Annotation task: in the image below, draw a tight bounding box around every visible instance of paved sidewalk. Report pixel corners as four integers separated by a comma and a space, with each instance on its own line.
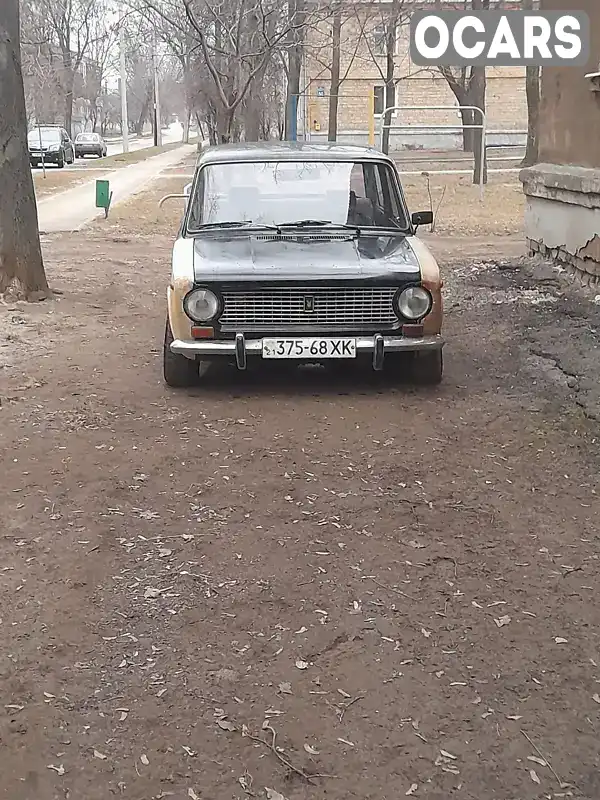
36, 144, 195, 234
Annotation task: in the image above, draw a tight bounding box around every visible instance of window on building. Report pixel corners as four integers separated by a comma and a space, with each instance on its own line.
373, 85, 396, 116
372, 22, 397, 56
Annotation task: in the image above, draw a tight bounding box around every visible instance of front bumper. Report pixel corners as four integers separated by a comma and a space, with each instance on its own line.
171, 333, 444, 371
30, 152, 60, 163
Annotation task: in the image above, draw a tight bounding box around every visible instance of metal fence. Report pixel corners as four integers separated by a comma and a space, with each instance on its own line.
379, 105, 488, 198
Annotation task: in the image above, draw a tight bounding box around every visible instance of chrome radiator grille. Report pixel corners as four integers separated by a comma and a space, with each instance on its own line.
219, 286, 400, 333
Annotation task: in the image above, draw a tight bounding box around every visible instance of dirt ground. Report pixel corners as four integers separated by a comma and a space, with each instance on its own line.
1, 162, 600, 800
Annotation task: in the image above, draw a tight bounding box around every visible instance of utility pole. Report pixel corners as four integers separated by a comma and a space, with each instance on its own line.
118, 9, 129, 152
153, 34, 161, 147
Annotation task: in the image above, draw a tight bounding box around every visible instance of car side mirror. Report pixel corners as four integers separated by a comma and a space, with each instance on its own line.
411, 210, 433, 230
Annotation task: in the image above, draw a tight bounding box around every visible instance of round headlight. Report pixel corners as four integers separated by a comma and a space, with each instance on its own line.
397, 286, 432, 320
183, 288, 219, 322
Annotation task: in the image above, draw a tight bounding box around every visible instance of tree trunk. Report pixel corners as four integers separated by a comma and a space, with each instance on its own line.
328, 2, 341, 141
62, 52, 74, 136
285, 0, 304, 140
471, 0, 488, 185
471, 65, 487, 185
183, 107, 190, 144
520, 0, 540, 166
521, 65, 540, 166
0, 0, 49, 300
381, 14, 398, 155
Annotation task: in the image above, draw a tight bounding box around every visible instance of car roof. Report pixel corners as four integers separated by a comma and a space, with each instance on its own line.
196, 141, 393, 166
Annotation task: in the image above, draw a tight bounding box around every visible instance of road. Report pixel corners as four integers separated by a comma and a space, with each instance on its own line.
104, 121, 186, 157
1, 178, 600, 798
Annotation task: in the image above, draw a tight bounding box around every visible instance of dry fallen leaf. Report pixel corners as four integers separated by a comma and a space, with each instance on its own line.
494, 615, 511, 628
554, 637, 568, 644
47, 764, 65, 776
506, 715, 523, 720
440, 749, 457, 760
188, 790, 199, 800
93, 750, 107, 760
140, 754, 150, 766
295, 659, 309, 670
592, 693, 600, 704
527, 756, 547, 767
530, 769, 541, 784
420, 628, 431, 638
265, 789, 288, 800
303, 743, 319, 755
217, 718, 237, 731
278, 682, 292, 695
406, 783, 418, 795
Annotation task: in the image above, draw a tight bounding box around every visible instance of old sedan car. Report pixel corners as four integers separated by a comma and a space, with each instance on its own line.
74, 131, 108, 158
163, 142, 443, 387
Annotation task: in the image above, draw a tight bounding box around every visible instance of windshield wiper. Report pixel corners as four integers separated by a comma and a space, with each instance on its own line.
277, 219, 337, 227
197, 221, 254, 229
196, 221, 282, 231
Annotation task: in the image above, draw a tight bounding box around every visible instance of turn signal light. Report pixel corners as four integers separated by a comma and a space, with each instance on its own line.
191, 326, 214, 339
402, 324, 424, 337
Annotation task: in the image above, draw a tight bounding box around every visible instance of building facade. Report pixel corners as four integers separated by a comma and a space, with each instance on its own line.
520, 0, 600, 284
300, 1, 528, 150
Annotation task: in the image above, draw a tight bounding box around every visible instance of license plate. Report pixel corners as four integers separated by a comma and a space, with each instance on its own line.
262, 337, 356, 359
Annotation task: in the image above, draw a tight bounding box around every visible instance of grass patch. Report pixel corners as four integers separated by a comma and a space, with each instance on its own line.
94, 140, 185, 168
401, 170, 524, 236
33, 169, 91, 198
89, 177, 188, 238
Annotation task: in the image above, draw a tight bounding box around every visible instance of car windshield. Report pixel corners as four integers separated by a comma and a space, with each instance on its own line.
28, 128, 61, 143
186, 159, 409, 233
77, 134, 97, 142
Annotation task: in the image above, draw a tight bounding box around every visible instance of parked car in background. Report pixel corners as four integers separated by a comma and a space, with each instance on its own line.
161, 142, 444, 389
28, 125, 75, 168
74, 132, 108, 159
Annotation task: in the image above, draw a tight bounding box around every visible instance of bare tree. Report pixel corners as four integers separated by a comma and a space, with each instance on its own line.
20, 0, 112, 135
136, 0, 329, 142
521, 0, 540, 166
356, 0, 410, 153
0, 0, 49, 300
434, 0, 488, 183
327, 0, 341, 140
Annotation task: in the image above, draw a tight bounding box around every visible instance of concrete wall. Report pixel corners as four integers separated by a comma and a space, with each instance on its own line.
537, 0, 600, 169
520, 0, 600, 284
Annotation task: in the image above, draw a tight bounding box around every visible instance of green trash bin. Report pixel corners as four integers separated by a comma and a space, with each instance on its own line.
95, 179, 112, 218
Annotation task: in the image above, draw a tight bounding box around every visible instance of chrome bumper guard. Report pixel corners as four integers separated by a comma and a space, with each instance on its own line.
171, 334, 444, 371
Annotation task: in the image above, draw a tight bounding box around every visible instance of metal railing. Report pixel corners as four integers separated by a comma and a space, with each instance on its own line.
378, 105, 487, 198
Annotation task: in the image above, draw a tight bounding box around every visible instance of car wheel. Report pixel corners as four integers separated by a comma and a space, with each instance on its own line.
163, 318, 199, 387
57, 151, 65, 168
413, 350, 443, 385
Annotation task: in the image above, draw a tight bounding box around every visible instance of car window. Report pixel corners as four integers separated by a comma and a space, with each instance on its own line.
186, 160, 409, 232
28, 128, 61, 143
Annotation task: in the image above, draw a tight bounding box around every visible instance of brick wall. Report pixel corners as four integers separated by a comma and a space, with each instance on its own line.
303, 10, 528, 149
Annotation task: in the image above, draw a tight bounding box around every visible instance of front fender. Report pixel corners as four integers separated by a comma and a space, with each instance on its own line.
167, 238, 195, 341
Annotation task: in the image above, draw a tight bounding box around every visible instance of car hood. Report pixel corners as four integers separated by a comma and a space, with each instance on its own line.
192, 234, 421, 281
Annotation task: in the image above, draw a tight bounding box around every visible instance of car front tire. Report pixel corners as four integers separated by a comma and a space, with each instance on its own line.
57, 151, 65, 168
163, 318, 199, 387
413, 350, 443, 385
